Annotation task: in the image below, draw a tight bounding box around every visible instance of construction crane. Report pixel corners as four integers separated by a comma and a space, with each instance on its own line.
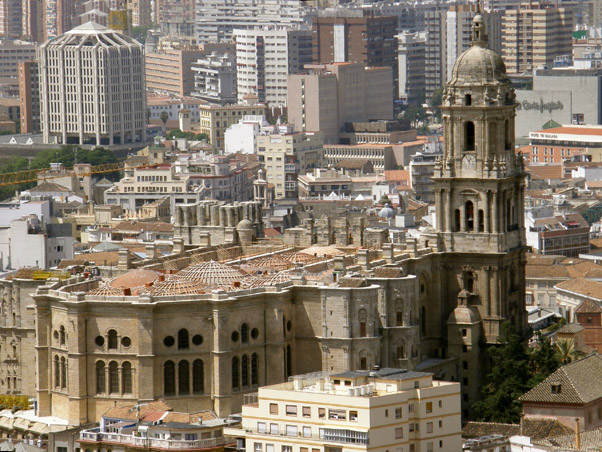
0, 162, 158, 187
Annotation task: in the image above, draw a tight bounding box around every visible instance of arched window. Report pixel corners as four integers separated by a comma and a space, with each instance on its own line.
54, 355, 60, 388
455, 209, 461, 232
465, 201, 474, 232
478, 209, 484, 232
109, 361, 119, 394
96, 361, 105, 394
122, 362, 132, 394
465, 272, 474, 293
358, 308, 367, 337
241, 355, 249, 387
286, 345, 292, 379
506, 198, 511, 231
178, 329, 189, 350
421, 306, 426, 336
241, 323, 249, 343
108, 330, 118, 350
396, 342, 405, 360
60, 357, 66, 389
465, 121, 475, 151
59, 326, 66, 346
232, 357, 239, 389
178, 360, 190, 395
505, 119, 511, 150
251, 353, 258, 385
164, 361, 175, 396
193, 360, 203, 394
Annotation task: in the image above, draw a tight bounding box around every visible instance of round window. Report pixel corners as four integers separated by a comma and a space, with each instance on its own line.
163, 336, 175, 347
251, 328, 259, 339
192, 334, 203, 346
95, 336, 104, 347
231, 331, 239, 342
121, 337, 131, 347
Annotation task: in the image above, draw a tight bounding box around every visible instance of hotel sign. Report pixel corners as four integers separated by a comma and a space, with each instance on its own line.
530, 132, 558, 139
516, 99, 564, 114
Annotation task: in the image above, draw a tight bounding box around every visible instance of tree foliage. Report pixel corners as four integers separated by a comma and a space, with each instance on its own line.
430, 87, 444, 122
555, 338, 578, 365
160, 111, 169, 125
30, 145, 118, 169
0, 157, 33, 201
473, 323, 560, 423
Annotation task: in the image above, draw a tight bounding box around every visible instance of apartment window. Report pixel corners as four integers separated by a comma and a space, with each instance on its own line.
395, 427, 403, 439
427, 422, 433, 433
410, 446, 415, 452
266, 445, 274, 452
395, 408, 402, 419
286, 405, 297, 416
270, 403, 278, 415
257, 422, 266, 433
438, 400, 442, 408
385, 409, 389, 417
427, 442, 434, 452
350, 411, 358, 421
303, 427, 311, 438
329, 409, 346, 420
270, 423, 278, 435
409, 403, 414, 412
255, 444, 262, 452
426, 402, 432, 413
302, 406, 311, 417
285, 425, 297, 436
318, 408, 326, 418
439, 420, 443, 428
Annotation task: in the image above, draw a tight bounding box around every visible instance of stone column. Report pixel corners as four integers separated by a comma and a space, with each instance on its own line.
485, 266, 491, 317
219, 206, 226, 227
445, 189, 452, 232
211, 205, 219, 226
460, 203, 466, 232
435, 190, 442, 231
226, 207, 235, 227
174, 206, 182, 226
491, 266, 499, 317
492, 191, 498, 233
183, 206, 191, 227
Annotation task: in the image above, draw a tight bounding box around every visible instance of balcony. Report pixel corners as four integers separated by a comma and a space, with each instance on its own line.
79, 430, 229, 450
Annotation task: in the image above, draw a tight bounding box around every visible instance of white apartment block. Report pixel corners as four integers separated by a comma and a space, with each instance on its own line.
195, 0, 310, 44
397, 32, 426, 106
235, 27, 312, 107
192, 51, 237, 104
226, 369, 461, 452
38, 22, 146, 146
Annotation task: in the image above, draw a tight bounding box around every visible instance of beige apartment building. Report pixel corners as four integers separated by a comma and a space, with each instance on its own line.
288, 63, 393, 144
502, 4, 573, 74
199, 102, 267, 150
256, 129, 323, 199
226, 369, 462, 452
146, 48, 206, 96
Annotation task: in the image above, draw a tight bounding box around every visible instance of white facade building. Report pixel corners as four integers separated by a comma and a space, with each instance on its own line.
224, 115, 270, 154
38, 22, 146, 146
234, 27, 312, 107
192, 51, 237, 104
195, 0, 311, 44
397, 31, 426, 105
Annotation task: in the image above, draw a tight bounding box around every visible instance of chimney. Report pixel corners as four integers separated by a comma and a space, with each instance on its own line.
158, 274, 165, 282
123, 287, 131, 296
575, 418, 581, 450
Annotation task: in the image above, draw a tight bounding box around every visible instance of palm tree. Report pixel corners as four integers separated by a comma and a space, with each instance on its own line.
160, 111, 169, 134
555, 339, 578, 365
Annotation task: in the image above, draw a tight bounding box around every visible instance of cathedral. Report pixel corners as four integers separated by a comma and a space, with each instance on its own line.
0, 13, 526, 426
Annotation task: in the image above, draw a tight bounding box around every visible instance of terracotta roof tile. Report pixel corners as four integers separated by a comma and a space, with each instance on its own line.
110, 269, 161, 289
526, 164, 563, 180
463, 419, 573, 440
113, 221, 174, 233
575, 299, 602, 314
103, 400, 172, 420
556, 278, 602, 300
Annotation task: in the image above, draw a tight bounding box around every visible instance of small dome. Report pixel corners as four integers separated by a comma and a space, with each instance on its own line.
236, 219, 253, 230
379, 203, 395, 219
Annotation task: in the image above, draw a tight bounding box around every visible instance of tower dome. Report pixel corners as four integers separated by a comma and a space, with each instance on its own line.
448, 14, 508, 86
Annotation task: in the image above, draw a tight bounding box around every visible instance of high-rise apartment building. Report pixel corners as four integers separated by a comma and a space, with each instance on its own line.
145, 48, 206, 97
397, 31, 426, 106
226, 369, 462, 452
0, 0, 22, 37
0, 39, 36, 78
39, 22, 146, 145
21, 0, 43, 42
312, 13, 398, 95
195, 0, 309, 44
18, 60, 40, 134
288, 63, 393, 144
192, 51, 237, 104
234, 27, 312, 107
157, 0, 195, 38
502, 4, 573, 74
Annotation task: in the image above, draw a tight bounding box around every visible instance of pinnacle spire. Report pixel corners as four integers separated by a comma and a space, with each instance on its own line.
470, 12, 488, 48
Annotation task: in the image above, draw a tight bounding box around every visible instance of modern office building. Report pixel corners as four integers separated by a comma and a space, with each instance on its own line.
288, 63, 393, 144
234, 27, 312, 107
226, 369, 462, 452
397, 31, 426, 105
146, 48, 206, 97
38, 22, 146, 145
0, 39, 36, 78
195, 0, 309, 44
502, 4, 573, 75
18, 60, 40, 134
192, 51, 237, 104
0, 0, 21, 37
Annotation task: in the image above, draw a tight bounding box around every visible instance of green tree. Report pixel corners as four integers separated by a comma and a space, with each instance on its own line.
193, 133, 209, 141
430, 87, 444, 122
473, 322, 531, 423
146, 108, 152, 125
0, 157, 32, 201
555, 338, 578, 365
529, 331, 560, 386
166, 129, 196, 140
401, 105, 427, 127
160, 111, 169, 133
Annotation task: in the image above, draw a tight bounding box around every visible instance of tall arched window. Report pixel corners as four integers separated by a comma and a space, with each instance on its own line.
286, 345, 292, 379
59, 326, 66, 346
108, 330, 118, 350
478, 209, 484, 232
232, 357, 239, 389
241, 323, 249, 343
465, 201, 474, 232
164, 361, 175, 396
241, 355, 249, 387
178, 360, 190, 395
178, 329, 189, 350
251, 353, 258, 385
54, 355, 60, 388
358, 308, 367, 337
122, 362, 132, 394
96, 361, 105, 394
505, 119, 511, 150
193, 360, 204, 394
455, 209, 461, 232
465, 121, 475, 150
109, 361, 119, 394
60, 357, 66, 389
421, 306, 426, 336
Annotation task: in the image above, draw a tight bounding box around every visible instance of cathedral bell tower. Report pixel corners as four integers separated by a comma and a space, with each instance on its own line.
431, 13, 528, 344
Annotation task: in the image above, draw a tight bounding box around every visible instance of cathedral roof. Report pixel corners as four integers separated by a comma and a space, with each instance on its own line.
176, 260, 249, 288
448, 15, 508, 86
